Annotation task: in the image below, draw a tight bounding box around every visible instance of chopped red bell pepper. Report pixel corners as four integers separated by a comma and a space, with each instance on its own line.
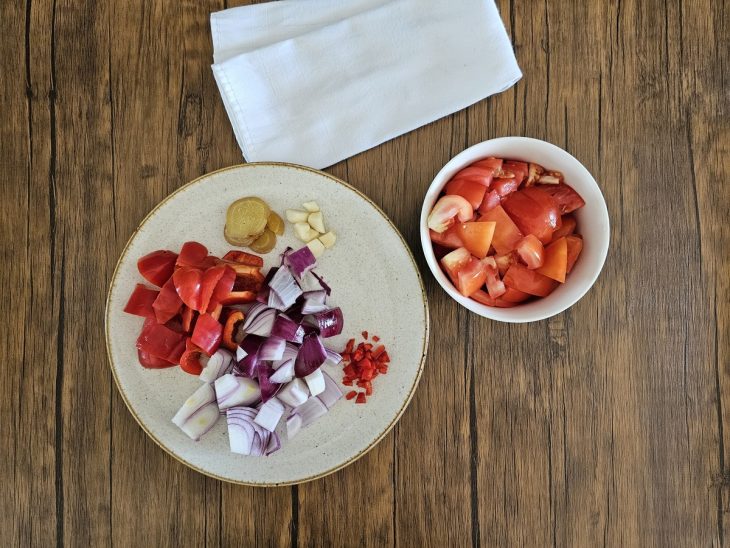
136, 318, 187, 363
152, 278, 183, 324
222, 310, 245, 351
181, 306, 196, 333
176, 241, 208, 268
191, 313, 223, 355
222, 250, 264, 268
198, 265, 226, 313
124, 284, 159, 318
137, 348, 176, 369
355, 393, 367, 404
208, 265, 236, 313
219, 290, 257, 305
172, 267, 203, 311
179, 339, 206, 375
345, 391, 357, 400
137, 250, 178, 287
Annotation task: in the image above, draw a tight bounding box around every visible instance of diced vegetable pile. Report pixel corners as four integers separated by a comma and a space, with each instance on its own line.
427, 157, 586, 307
340, 333, 390, 404
124, 241, 349, 456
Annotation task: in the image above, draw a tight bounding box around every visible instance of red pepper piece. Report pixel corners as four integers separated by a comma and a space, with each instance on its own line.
372, 335, 380, 342
372, 345, 385, 358
345, 339, 355, 353
361, 331, 368, 339
137, 250, 178, 288
355, 393, 366, 404
222, 250, 264, 268
209, 266, 236, 311
179, 339, 206, 375
219, 290, 257, 306
198, 265, 226, 313
378, 364, 389, 374
124, 284, 159, 318
378, 352, 390, 363
222, 310, 245, 351
352, 350, 364, 362
136, 318, 187, 363
176, 241, 208, 268
345, 391, 357, 400
137, 349, 176, 369
191, 313, 223, 355
364, 381, 373, 396
181, 306, 196, 334
172, 267, 203, 311
360, 368, 374, 381
343, 364, 357, 378
152, 278, 183, 324
342, 379, 353, 386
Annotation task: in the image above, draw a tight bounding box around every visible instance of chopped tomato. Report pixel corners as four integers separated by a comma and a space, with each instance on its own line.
456, 257, 489, 297
494, 252, 516, 276
566, 235, 583, 273
172, 267, 203, 311
501, 189, 557, 244
477, 205, 523, 254
525, 163, 545, 186
536, 237, 568, 282
152, 278, 183, 324
503, 264, 558, 297
429, 226, 464, 249
455, 221, 496, 259
483, 257, 506, 298
136, 318, 187, 363
521, 187, 560, 229
537, 183, 585, 214
191, 313, 223, 355
491, 177, 520, 197
427, 195, 474, 233
137, 250, 177, 287
176, 241, 208, 268
515, 234, 545, 270
503, 160, 528, 184
450, 166, 495, 187
471, 289, 518, 308
551, 214, 577, 240
471, 157, 503, 173
221, 250, 264, 267
440, 247, 471, 286
124, 284, 159, 318
137, 349, 176, 369
478, 190, 501, 214
501, 287, 531, 303
445, 178, 488, 209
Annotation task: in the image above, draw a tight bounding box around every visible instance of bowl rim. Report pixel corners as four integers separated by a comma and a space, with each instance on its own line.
419, 136, 610, 323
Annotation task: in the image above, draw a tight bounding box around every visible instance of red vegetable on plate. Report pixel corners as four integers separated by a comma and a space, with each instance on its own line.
124, 284, 159, 318
137, 250, 177, 287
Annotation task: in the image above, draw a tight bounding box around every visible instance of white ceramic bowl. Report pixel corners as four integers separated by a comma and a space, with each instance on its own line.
420, 136, 610, 323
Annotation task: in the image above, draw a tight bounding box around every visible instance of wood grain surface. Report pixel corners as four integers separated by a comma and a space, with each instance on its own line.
2, 0, 728, 546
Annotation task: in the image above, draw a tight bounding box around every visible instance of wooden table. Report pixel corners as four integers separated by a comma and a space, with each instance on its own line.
3, 0, 728, 546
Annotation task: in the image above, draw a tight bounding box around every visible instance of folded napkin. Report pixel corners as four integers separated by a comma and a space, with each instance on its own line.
211, 0, 521, 169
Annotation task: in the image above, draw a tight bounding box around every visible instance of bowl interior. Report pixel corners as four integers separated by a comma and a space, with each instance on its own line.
420, 137, 609, 322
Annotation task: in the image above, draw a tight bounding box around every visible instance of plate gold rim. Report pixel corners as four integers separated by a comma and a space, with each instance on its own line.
104, 162, 430, 487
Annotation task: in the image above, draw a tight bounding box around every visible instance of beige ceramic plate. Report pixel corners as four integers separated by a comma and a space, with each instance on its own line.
105, 163, 428, 486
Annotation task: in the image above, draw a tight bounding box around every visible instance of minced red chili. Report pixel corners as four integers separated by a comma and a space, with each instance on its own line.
340, 335, 390, 404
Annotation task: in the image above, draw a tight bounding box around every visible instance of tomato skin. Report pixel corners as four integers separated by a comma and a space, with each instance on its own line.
430, 226, 464, 249
503, 264, 558, 297
456, 257, 489, 297
172, 267, 203, 311
455, 221, 496, 259
451, 166, 495, 187
478, 205, 523, 254
483, 257, 506, 298
427, 195, 474, 233
176, 241, 209, 268
551, 215, 577, 240
191, 313, 223, 355
501, 189, 556, 244
515, 234, 546, 270
445, 178, 488, 209
492, 178, 520, 197
124, 284, 159, 318
520, 187, 560, 230
536, 237, 568, 282
137, 250, 178, 287
565, 235, 583, 273
440, 247, 472, 286
478, 190, 501, 214
537, 183, 585, 214
152, 278, 183, 324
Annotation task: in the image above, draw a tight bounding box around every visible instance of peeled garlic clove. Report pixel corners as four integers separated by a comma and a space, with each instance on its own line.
286, 209, 309, 223
307, 238, 326, 258
308, 211, 326, 233
302, 201, 320, 212
319, 231, 336, 248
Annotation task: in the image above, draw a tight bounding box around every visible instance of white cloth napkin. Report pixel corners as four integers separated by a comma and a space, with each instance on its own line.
211, 0, 521, 169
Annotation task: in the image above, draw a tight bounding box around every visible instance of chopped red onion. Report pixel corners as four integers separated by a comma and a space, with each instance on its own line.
199, 348, 233, 383
172, 383, 217, 429
295, 333, 327, 377
254, 397, 285, 432
284, 246, 317, 280
266, 432, 281, 455
235, 346, 248, 362
301, 289, 329, 314
177, 403, 219, 441
268, 266, 303, 310
242, 304, 277, 337
277, 378, 310, 407
238, 335, 263, 378
257, 364, 281, 403
286, 413, 302, 440
318, 371, 343, 409
214, 374, 261, 409
324, 347, 343, 366
270, 359, 295, 384
304, 368, 325, 397
259, 336, 286, 361
271, 314, 305, 344
308, 307, 344, 338
293, 396, 328, 428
